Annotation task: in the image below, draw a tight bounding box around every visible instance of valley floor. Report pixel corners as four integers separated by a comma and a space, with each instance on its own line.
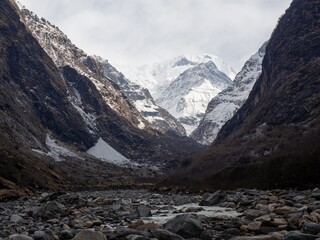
1, 188, 320, 240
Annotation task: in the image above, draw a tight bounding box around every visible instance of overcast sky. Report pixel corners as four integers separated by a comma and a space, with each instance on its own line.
19, 0, 292, 71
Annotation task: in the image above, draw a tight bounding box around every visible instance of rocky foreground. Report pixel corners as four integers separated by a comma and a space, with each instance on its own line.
2, 188, 320, 240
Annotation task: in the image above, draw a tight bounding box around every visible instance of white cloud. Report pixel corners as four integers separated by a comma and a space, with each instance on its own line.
18, 0, 292, 71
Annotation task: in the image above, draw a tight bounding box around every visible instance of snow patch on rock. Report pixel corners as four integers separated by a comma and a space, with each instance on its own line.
87, 138, 131, 166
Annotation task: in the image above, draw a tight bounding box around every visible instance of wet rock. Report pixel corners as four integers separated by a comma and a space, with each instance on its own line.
303, 223, 320, 235
164, 214, 206, 238
284, 231, 319, 240
199, 191, 225, 206
150, 229, 185, 240
72, 230, 107, 240
185, 207, 204, 212
137, 205, 151, 217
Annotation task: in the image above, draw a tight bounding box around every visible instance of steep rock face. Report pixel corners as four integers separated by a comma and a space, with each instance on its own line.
191, 42, 267, 145
166, 0, 320, 189
157, 61, 232, 134
20, 7, 148, 130
116, 55, 236, 135
97, 57, 186, 136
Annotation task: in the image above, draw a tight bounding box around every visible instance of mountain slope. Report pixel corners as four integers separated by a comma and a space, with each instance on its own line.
157, 61, 232, 134
166, 0, 320, 189
191, 42, 267, 145
97, 57, 186, 135
117, 55, 235, 135
20, 7, 149, 130
0, 0, 204, 194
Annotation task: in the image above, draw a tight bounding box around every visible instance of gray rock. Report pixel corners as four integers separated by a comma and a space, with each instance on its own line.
9, 235, 34, 240
164, 214, 206, 238
200, 230, 213, 240
60, 230, 74, 240
137, 205, 151, 217
10, 214, 23, 223
199, 191, 225, 206
107, 226, 144, 239
32, 231, 54, 240
303, 223, 320, 235
245, 210, 267, 220
72, 230, 107, 240
40, 201, 64, 220
284, 231, 319, 240
150, 229, 185, 240
126, 235, 150, 240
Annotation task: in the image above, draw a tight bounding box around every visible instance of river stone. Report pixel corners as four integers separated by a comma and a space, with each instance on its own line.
303, 223, 320, 235
247, 222, 262, 232
32, 231, 54, 240
137, 205, 151, 217
231, 236, 280, 240
9, 236, 34, 240
150, 229, 185, 240
72, 230, 107, 240
199, 191, 224, 206
10, 214, 23, 223
164, 214, 206, 238
40, 201, 64, 220
60, 230, 74, 240
275, 206, 295, 215
284, 231, 320, 240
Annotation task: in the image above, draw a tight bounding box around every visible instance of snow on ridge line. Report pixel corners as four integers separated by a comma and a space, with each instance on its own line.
87, 138, 131, 166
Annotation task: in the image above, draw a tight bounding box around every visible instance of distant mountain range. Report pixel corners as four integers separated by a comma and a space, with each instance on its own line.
116, 55, 236, 134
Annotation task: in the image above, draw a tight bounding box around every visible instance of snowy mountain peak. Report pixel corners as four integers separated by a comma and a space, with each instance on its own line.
115, 54, 236, 135
191, 42, 267, 145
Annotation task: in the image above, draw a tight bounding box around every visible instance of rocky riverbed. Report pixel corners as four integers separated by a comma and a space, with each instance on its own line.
1, 188, 320, 240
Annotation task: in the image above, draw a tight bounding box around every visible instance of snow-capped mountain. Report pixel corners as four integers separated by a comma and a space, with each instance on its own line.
157, 61, 233, 134
116, 55, 236, 134
20, 6, 149, 130
95, 57, 186, 135
116, 54, 236, 100
191, 42, 267, 145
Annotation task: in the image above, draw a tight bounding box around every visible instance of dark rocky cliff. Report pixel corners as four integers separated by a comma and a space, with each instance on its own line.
165, 0, 320, 190
0, 0, 203, 195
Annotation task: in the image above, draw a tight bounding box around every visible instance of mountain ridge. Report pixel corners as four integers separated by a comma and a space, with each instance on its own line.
191, 42, 267, 145
164, 0, 320, 189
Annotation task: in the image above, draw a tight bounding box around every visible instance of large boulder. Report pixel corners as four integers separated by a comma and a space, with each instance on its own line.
40, 201, 64, 220
199, 191, 225, 206
164, 214, 207, 238
150, 229, 185, 240
137, 205, 151, 217
72, 230, 107, 240
9, 236, 34, 240
284, 231, 319, 240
